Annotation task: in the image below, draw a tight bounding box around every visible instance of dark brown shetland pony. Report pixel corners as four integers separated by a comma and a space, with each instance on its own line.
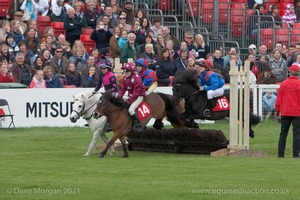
93, 90, 186, 158
172, 70, 261, 138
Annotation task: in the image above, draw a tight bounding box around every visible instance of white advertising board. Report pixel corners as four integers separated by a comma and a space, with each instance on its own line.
0, 87, 173, 128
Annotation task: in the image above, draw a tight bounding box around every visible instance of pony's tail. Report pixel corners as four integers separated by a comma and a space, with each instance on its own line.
156, 93, 185, 126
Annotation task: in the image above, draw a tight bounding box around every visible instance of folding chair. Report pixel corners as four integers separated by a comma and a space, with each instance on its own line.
0, 99, 15, 128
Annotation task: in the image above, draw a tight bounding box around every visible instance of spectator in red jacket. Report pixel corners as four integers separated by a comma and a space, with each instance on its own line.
0, 60, 15, 83
275, 64, 300, 158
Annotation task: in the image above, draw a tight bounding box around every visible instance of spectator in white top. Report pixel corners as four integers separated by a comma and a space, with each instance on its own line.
50, 0, 72, 22
150, 17, 163, 42
36, 0, 50, 16
20, 0, 39, 21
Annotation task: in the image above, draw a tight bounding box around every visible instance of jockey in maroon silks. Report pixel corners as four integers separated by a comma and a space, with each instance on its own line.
117, 62, 146, 132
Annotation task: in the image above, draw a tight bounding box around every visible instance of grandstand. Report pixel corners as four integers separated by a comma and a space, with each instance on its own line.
0, 0, 296, 59
132, 0, 296, 59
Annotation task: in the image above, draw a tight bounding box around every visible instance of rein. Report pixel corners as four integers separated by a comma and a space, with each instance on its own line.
102, 100, 121, 117
175, 84, 200, 102
181, 90, 200, 100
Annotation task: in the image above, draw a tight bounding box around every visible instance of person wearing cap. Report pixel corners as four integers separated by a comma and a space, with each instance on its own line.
124, 0, 135, 24
93, 59, 118, 93
13, 12, 27, 35
257, 66, 277, 84
198, 60, 225, 117
248, 44, 257, 56
275, 64, 300, 158
135, 58, 158, 93
117, 62, 146, 132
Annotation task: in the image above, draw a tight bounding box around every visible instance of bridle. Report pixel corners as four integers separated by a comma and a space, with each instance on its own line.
100, 99, 121, 117
72, 99, 100, 120
173, 83, 200, 103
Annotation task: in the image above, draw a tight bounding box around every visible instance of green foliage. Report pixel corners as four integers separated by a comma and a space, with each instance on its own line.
1, 120, 299, 200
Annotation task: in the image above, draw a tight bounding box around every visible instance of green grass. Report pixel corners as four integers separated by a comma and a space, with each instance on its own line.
1, 120, 300, 200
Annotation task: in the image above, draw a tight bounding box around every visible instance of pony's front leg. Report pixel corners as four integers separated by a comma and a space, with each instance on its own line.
98, 135, 118, 158
153, 119, 164, 130
119, 135, 128, 158
99, 131, 115, 155
84, 130, 101, 156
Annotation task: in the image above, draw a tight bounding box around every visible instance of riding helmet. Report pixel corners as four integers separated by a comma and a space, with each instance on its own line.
198, 60, 212, 70
135, 58, 148, 68
99, 59, 112, 69
121, 62, 136, 71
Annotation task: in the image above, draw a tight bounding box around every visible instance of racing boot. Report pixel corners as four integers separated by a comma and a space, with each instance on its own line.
203, 99, 214, 118
131, 113, 143, 132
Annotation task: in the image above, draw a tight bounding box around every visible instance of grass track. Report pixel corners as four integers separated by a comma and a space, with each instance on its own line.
1, 119, 300, 200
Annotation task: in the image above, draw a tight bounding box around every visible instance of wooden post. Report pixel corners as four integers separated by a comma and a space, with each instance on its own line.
227, 60, 250, 152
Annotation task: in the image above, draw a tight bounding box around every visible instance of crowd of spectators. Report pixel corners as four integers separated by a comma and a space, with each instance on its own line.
0, 0, 299, 90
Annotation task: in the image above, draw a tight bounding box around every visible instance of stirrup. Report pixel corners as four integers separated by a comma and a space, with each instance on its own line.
203, 109, 211, 117
133, 123, 143, 132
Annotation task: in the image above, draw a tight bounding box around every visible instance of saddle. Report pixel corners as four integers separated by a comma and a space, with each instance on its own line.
122, 100, 152, 121
209, 95, 230, 112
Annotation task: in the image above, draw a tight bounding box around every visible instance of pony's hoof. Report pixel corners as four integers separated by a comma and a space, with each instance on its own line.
83, 153, 90, 157
122, 154, 129, 158
249, 130, 255, 138
98, 154, 104, 158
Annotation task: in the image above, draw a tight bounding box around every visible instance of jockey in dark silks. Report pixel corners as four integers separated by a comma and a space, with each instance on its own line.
93, 59, 118, 94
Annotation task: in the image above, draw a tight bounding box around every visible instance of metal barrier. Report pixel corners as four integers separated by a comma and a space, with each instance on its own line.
132, 0, 293, 55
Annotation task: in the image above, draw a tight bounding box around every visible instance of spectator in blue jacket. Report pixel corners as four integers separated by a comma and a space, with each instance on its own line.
43, 65, 63, 88
262, 92, 277, 119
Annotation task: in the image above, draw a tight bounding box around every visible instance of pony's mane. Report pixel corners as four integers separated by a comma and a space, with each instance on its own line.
103, 90, 123, 107
173, 70, 199, 89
